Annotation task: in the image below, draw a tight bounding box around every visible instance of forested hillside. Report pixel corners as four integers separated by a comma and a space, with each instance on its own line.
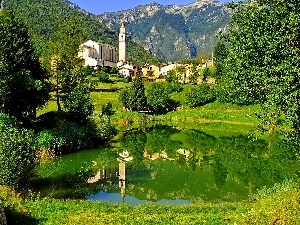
4, 0, 163, 66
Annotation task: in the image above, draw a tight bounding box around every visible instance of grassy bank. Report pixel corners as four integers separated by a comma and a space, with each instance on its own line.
1, 180, 299, 225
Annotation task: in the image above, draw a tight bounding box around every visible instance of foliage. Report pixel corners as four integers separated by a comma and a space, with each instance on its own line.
213, 41, 228, 80
87, 113, 116, 140
62, 84, 94, 121
166, 82, 183, 93
186, 84, 215, 108
146, 83, 172, 111
109, 66, 118, 74
219, 0, 300, 134
0, 10, 50, 121
118, 76, 147, 111
189, 65, 200, 84
0, 114, 36, 190
166, 69, 178, 83
35, 111, 115, 155
101, 102, 114, 117
97, 69, 110, 83
35, 113, 91, 155
202, 68, 210, 82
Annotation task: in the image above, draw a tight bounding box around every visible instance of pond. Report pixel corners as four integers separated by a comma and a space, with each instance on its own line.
33, 125, 300, 206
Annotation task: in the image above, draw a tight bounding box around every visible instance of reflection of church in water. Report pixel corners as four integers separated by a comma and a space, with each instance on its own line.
86, 148, 190, 203
87, 152, 129, 202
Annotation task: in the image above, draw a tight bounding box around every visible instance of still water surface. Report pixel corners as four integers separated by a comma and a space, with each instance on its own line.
35, 125, 299, 205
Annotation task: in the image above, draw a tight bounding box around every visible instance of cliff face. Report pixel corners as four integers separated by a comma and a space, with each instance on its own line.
98, 0, 230, 62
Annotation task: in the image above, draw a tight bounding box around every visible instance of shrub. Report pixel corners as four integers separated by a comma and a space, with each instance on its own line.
186, 84, 216, 107
97, 70, 110, 83
34, 112, 116, 156
166, 82, 183, 93
62, 85, 94, 121
0, 114, 36, 190
101, 102, 114, 117
146, 82, 171, 111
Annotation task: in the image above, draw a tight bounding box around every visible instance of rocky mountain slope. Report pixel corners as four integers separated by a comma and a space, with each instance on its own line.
98, 0, 230, 62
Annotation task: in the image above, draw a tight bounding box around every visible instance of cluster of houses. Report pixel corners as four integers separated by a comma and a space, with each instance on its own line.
77, 20, 213, 82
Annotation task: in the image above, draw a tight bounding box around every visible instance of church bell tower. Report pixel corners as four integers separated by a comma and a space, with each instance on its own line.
119, 19, 126, 63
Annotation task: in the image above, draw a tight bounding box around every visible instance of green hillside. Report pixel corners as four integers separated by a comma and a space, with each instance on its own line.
4, 0, 163, 66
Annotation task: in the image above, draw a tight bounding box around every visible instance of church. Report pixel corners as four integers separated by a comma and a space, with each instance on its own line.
78, 20, 126, 68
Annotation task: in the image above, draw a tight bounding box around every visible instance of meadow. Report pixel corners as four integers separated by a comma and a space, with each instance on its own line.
2, 80, 297, 225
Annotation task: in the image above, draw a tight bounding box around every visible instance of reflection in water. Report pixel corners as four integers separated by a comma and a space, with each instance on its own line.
36, 125, 300, 204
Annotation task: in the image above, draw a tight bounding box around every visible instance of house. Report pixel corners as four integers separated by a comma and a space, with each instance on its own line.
118, 63, 137, 77
160, 63, 181, 76
142, 64, 160, 78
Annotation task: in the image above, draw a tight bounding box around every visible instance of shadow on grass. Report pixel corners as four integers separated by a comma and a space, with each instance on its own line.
5, 208, 40, 225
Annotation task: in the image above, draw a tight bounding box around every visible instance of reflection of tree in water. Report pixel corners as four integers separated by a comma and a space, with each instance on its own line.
120, 127, 299, 194
119, 129, 147, 166
215, 134, 298, 190
145, 125, 181, 158
212, 156, 228, 188
186, 130, 217, 154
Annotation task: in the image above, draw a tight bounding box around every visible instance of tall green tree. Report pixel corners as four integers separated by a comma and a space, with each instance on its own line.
213, 41, 228, 80
220, 0, 300, 132
119, 76, 147, 111
0, 10, 50, 120
146, 83, 171, 111
50, 15, 92, 118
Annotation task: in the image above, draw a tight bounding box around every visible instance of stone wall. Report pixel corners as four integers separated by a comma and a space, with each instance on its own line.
0, 203, 6, 225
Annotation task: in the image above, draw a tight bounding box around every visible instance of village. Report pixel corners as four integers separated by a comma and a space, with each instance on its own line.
77, 20, 215, 84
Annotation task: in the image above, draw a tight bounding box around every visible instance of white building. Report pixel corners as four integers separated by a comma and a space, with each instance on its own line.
78, 40, 118, 67
160, 63, 181, 76
118, 64, 135, 77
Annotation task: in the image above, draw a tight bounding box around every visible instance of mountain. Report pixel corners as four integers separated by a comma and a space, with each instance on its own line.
97, 0, 230, 62
4, 0, 163, 67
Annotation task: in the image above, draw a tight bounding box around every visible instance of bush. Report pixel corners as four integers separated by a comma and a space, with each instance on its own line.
97, 70, 110, 83
34, 112, 116, 156
186, 84, 216, 107
0, 114, 36, 190
146, 82, 171, 111
166, 82, 183, 93
62, 85, 94, 120
101, 102, 114, 117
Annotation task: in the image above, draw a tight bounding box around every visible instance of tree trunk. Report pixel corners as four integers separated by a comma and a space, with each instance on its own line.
56, 89, 62, 111
56, 73, 62, 111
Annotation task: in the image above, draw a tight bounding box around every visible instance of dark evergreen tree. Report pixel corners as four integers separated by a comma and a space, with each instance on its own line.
0, 10, 50, 121
130, 76, 147, 111
213, 41, 228, 80
119, 76, 147, 111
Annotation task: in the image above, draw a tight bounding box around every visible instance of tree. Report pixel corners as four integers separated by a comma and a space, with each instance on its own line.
176, 65, 187, 84
49, 15, 88, 111
188, 65, 199, 84
118, 76, 147, 111
202, 67, 211, 82
166, 69, 177, 83
0, 10, 50, 121
220, 0, 300, 133
213, 41, 228, 80
61, 66, 94, 120
146, 83, 171, 111
186, 84, 215, 108
0, 114, 36, 190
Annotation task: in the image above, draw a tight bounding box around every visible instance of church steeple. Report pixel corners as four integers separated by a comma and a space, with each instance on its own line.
119, 19, 126, 63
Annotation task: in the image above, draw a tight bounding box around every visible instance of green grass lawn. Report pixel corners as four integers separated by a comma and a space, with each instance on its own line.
1, 180, 299, 225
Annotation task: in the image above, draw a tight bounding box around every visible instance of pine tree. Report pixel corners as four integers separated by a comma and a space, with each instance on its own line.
0, 10, 50, 120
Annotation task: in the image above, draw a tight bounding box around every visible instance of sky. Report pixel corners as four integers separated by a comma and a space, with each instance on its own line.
69, 0, 229, 15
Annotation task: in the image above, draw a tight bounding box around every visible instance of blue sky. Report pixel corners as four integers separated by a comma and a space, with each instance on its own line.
69, 0, 229, 14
